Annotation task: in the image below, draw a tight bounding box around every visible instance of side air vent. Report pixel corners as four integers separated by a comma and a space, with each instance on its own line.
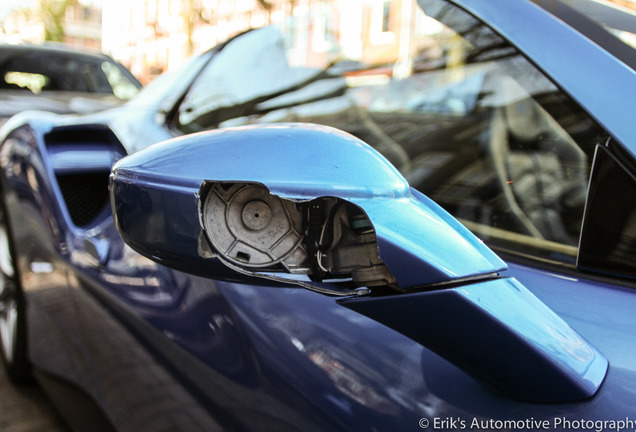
44, 125, 126, 227
56, 171, 111, 227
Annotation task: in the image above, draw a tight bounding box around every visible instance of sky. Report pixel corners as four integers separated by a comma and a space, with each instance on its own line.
0, 0, 33, 21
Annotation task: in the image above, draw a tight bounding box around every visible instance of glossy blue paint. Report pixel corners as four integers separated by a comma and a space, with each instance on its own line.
2, 0, 636, 430
508, 262, 636, 370
341, 277, 608, 403
47, 144, 123, 174
111, 123, 506, 288
113, 123, 410, 198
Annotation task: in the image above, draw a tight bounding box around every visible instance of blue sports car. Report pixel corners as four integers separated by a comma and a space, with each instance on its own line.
1, 0, 636, 430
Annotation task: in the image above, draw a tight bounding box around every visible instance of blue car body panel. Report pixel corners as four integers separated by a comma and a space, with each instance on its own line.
0, 116, 634, 428
1, 0, 636, 430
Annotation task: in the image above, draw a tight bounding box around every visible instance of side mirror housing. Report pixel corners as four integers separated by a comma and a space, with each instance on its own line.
111, 123, 506, 293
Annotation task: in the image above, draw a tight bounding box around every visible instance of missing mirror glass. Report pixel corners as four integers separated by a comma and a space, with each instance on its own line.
199, 181, 397, 294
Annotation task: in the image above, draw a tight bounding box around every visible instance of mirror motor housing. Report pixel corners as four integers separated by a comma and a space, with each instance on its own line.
200, 181, 398, 290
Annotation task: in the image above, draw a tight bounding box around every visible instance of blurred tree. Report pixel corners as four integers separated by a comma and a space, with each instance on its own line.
256, 0, 273, 11
183, 0, 282, 57
40, 0, 77, 42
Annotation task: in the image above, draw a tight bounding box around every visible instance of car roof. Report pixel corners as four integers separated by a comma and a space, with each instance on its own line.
0, 43, 112, 61
437, 0, 636, 156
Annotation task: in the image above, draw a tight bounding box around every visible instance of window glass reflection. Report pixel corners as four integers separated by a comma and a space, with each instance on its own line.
579, 145, 636, 278
178, 0, 609, 263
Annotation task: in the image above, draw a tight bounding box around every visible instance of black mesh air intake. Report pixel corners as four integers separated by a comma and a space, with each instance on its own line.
56, 171, 110, 227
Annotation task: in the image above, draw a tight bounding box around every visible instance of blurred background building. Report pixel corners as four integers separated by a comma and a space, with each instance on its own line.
100, 0, 419, 84
0, 0, 419, 84
1, 0, 635, 85
101, 0, 287, 83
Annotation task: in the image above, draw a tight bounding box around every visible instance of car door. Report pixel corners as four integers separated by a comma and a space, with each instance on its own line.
164, 0, 636, 420
64, 0, 636, 429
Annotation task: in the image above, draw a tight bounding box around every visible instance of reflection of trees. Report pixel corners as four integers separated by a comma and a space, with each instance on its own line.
420, 0, 517, 66
183, 0, 289, 57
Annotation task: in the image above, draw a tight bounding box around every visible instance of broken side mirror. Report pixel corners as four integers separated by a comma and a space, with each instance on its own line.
110, 123, 607, 403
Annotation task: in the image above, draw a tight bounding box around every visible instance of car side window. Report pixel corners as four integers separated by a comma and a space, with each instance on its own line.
579, 144, 636, 279
175, 0, 609, 265
0, 51, 139, 99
